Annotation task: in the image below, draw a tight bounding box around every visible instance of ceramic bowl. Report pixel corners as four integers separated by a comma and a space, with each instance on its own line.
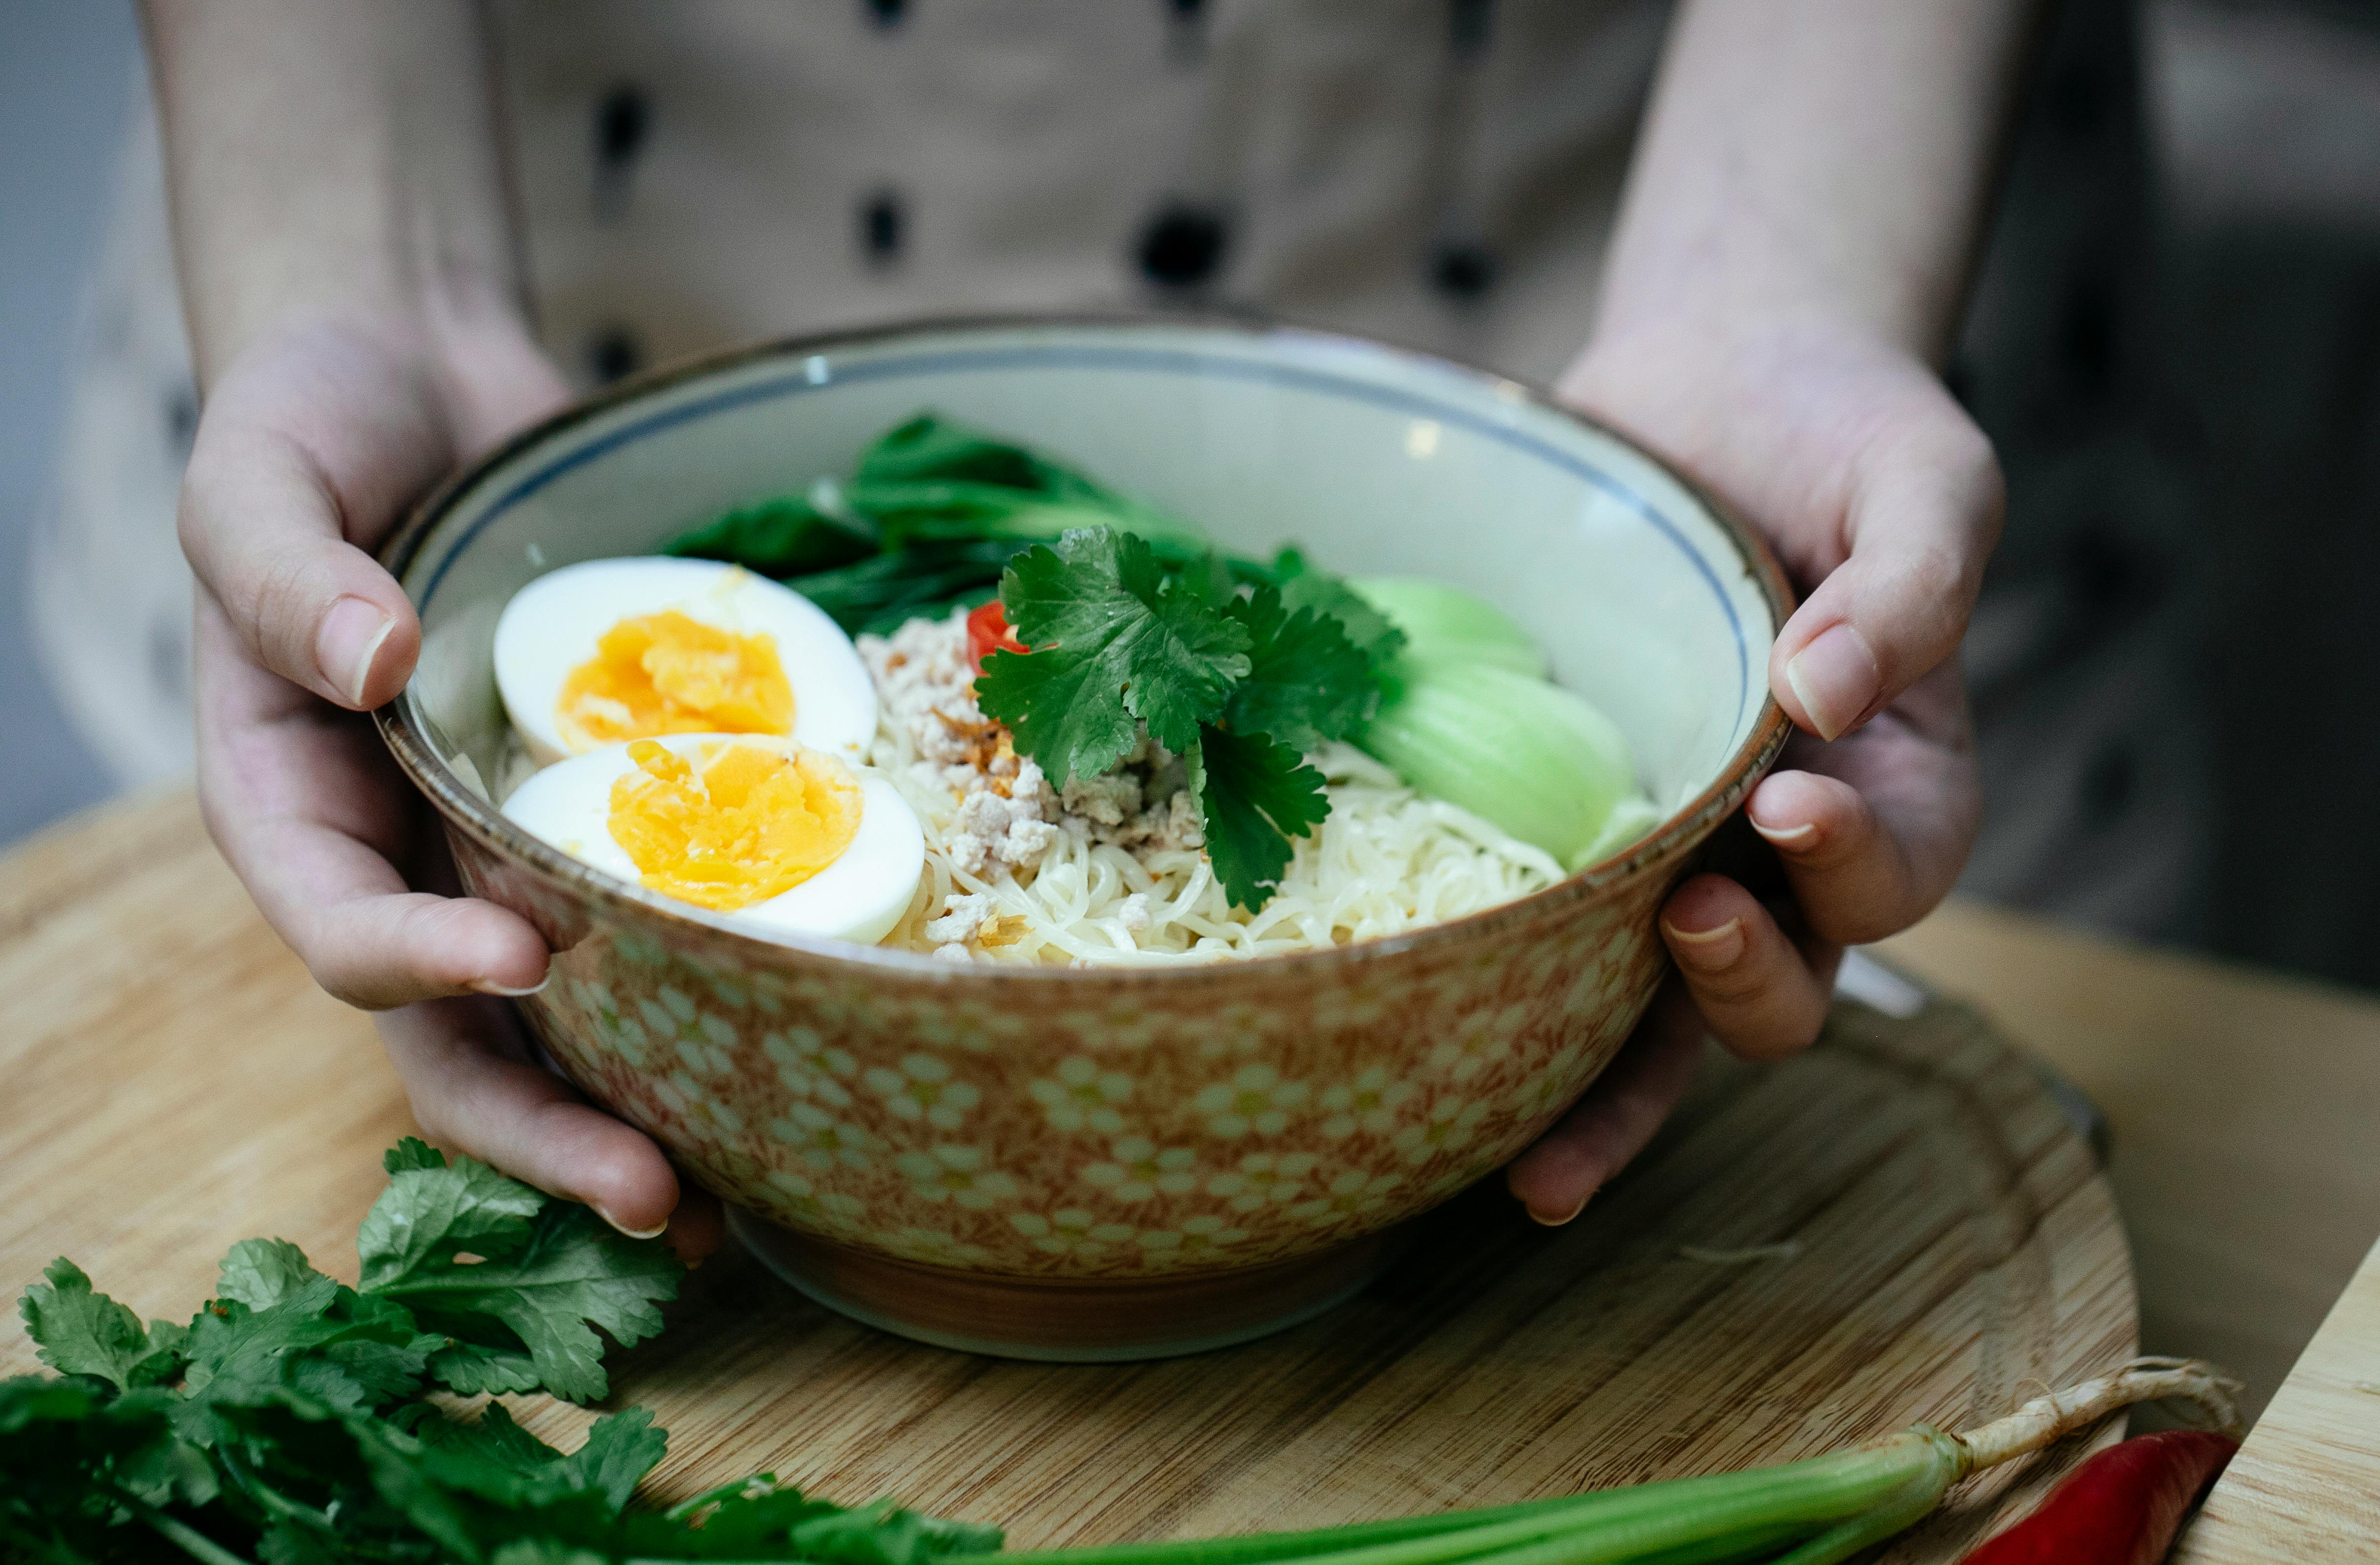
377, 317, 1792, 1360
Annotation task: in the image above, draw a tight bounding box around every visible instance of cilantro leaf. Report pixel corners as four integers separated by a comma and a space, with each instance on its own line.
384, 1136, 448, 1174
1193, 726, 1331, 911
404, 1395, 567, 1472
408, 1403, 666, 1518
0, 1375, 211, 1550
425, 1336, 545, 1397
487, 1542, 613, 1565
1170, 548, 1238, 610
218, 1238, 323, 1310
358, 1146, 681, 1404
359, 1146, 546, 1285
258, 1519, 357, 1565
177, 1273, 437, 1427
978, 529, 1252, 778
18, 1258, 187, 1390
555, 1408, 669, 1516
787, 1498, 1008, 1565
618, 1481, 1004, 1564
1221, 585, 1380, 751
402, 1205, 678, 1404
1273, 548, 1407, 672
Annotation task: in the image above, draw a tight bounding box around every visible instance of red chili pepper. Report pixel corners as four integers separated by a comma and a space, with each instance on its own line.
966, 598, 1027, 672
1959, 1430, 2239, 1565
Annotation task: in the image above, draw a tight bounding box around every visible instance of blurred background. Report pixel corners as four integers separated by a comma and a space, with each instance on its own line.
3, 0, 2377, 992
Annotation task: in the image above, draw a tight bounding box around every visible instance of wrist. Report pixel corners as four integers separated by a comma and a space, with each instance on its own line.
216, 296, 564, 461
1558, 312, 1933, 441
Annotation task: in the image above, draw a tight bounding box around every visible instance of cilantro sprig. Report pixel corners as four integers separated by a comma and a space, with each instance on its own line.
976, 530, 1395, 911
4, 1141, 1002, 1565
664, 412, 1406, 909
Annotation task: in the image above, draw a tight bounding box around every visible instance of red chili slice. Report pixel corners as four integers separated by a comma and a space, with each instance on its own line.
1958, 1430, 2239, 1565
967, 598, 1027, 673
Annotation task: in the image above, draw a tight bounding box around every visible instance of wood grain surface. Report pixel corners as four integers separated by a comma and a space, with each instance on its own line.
2174, 1235, 2380, 1563
1, 793, 2139, 1562
1884, 902, 2380, 1429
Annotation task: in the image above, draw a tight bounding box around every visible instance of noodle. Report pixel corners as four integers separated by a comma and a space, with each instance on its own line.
864, 613, 1563, 965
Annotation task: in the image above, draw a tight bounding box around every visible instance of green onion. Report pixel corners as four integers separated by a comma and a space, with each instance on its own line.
995, 1361, 2241, 1565
1033, 1434, 1950, 1565
1357, 660, 1638, 871
1349, 579, 1544, 675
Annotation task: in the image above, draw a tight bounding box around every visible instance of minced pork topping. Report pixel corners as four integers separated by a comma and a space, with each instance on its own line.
857, 608, 1207, 959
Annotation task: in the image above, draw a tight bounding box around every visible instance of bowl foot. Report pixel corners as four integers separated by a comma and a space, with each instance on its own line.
727, 1208, 1395, 1362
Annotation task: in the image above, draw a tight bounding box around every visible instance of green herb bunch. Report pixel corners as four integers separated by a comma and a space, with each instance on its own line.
1, 1142, 1000, 1565
975, 532, 1402, 911
5, 1140, 2237, 1565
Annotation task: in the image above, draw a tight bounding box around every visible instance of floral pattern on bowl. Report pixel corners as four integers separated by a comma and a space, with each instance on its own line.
451, 826, 1683, 1276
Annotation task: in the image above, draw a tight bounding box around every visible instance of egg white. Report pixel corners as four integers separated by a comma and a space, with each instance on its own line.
493, 557, 875, 766
500, 733, 925, 947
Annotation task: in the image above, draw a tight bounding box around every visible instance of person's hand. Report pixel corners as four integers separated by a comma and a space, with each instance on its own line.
1504, 319, 1997, 1223
183, 313, 721, 1257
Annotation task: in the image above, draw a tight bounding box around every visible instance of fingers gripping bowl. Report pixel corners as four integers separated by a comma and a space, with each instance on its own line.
376, 319, 1792, 1359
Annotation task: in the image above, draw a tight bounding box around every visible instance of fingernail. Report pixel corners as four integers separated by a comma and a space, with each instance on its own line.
471, 974, 550, 998
1665, 916, 1744, 971
319, 596, 397, 707
1529, 1194, 1591, 1227
1783, 623, 1881, 742
597, 1208, 669, 1241
1749, 816, 1816, 848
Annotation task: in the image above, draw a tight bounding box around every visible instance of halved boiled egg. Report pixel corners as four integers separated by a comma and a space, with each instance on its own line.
501, 733, 925, 946
494, 557, 875, 766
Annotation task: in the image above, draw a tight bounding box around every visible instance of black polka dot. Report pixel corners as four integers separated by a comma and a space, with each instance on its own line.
1136, 203, 1228, 288
165, 384, 199, 455
2061, 273, 2117, 397
2065, 525, 2165, 620
594, 85, 650, 168
2047, 57, 2110, 138
2080, 745, 2136, 831
588, 326, 643, 384
860, 188, 906, 266
1448, 0, 1495, 59
864, 0, 906, 28
1428, 241, 1497, 301
1163, 0, 1209, 64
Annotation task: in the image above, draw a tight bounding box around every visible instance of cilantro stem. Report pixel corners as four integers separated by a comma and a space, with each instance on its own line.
661, 1472, 782, 1521
125, 1498, 258, 1565
215, 1441, 335, 1528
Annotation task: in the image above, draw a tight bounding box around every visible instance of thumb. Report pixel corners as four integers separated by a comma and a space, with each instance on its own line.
177, 325, 454, 710
1771, 410, 2003, 741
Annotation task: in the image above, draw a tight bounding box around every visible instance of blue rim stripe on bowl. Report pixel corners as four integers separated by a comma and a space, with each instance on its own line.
415, 340, 1754, 731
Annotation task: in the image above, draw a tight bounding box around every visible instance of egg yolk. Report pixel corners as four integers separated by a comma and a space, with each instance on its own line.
556, 611, 794, 751
608, 740, 861, 911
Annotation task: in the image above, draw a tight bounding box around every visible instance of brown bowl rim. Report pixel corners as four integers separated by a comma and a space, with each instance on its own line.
374, 313, 1796, 984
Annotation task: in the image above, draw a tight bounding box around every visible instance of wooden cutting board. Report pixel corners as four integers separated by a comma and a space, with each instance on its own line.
0, 795, 2134, 1561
